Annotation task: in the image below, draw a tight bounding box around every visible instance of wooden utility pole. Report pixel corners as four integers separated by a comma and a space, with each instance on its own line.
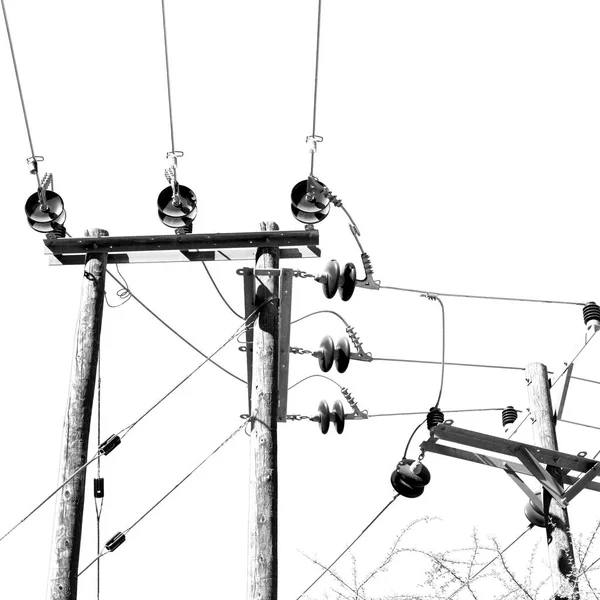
247, 222, 280, 600
526, 362, 580, 599
47, 229, 109, 600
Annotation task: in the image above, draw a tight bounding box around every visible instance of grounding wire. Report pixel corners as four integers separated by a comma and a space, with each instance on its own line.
295, 494, 399, 600
106, 269, 246, 385
0, 309, 261, 544
95, 350, 103, 600
444, 525, 534, 599
78, 419, 248, 577
309, 0, 323, 176
160, 0, 175, 153
380, 284, 586, 307
1, 0, 41, 188
201, 262, 244, 320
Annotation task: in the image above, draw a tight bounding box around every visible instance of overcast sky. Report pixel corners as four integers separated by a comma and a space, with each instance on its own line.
1, 1, 600, 598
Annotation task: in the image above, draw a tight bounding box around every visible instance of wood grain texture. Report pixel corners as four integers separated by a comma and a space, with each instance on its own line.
248, 222, 279, 600
47, 229, 109, 600
526, 362, 580, 600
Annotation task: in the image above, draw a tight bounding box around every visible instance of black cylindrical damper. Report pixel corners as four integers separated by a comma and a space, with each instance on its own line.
583, 302, 600, 326
99, 434, 122, 456
94, 478, 105, 499
502, 406, 518, 427
426, 407, 444, 430
105, 532, 126, 552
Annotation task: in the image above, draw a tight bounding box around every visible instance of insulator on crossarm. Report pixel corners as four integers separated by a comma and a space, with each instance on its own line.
583, 302, 600, 331
502, 406, 518, 428
426, 407, 444, 430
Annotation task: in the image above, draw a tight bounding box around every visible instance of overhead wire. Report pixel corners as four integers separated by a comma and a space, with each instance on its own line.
78, 419, 248, 577
291, 309, 350, 328
550, 329, 598, 390
288, 373, 343, 391
105, 269, 246, 385
1, 0, 41, 188
295, 494, 399, 600
371, 356, 525, 372
0, 307, 263, 544
309, 0, 323, 176
380, 284, 586, 307
443, 525, 534, 599
160, 0, 175, 152
201, 263, 244, 320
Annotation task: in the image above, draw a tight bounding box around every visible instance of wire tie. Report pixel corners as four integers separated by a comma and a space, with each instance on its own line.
305, 134, 323, 153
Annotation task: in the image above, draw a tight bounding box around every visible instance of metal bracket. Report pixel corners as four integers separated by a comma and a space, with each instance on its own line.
553, 362, 573, 420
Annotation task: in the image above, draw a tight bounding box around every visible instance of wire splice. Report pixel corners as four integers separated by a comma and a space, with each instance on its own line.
99, 434, 121, 456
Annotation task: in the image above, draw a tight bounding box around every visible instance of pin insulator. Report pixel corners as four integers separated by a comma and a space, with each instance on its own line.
583, 302, 600, 327
94, 478, 105, 498
426, 407, 444, 430
99, 434, 121, 456
502, 406, 518, 427
105, 532, 126, 552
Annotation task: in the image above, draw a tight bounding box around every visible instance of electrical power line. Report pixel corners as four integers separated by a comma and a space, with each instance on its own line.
201, 262, 244, 320
380, 284, 586, 307
160, 0, 176, 153
295, 494, 399, 600
444, 525, 534, 599
550, 329, 598, 390
106, 269, 246, 384
1, 0, 42, 188
78, 419, 248, 577
371, 355, 525, 372
309, 0, 323, 176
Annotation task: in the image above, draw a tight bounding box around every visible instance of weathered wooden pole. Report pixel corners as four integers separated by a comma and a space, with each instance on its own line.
526, 362, 580, 599
247, 222, 280, 600
47, 229, 109, 600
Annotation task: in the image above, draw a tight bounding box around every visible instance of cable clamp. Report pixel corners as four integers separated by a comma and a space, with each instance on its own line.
26, 155, 44, 175
166, 150, 184, 168
306, 134, 323, 153
421, 292, 439, 301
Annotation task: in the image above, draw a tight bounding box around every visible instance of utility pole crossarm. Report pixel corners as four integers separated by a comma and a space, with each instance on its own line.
44, 230, 320, 265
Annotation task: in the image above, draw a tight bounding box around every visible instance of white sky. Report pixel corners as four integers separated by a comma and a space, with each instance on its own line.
1, 1, 600, 598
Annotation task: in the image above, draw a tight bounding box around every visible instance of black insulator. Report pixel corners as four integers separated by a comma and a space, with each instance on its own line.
94, 477, 105, 498
583, 302, 600, 326
502, 406, 518, 427
290, 179, 330, 213
105, 531, 126, 552
99, 434, 121, 456
157, 184, 197, 217
426, 407, 444, 430
291, 202, 330, 224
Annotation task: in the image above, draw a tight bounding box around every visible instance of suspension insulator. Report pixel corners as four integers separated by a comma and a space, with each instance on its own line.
158, 205, 198, 229
317, 335, 335, 372
583, 302, 600, 328
524, 492, 545, 528
502, 406, 518, 428
338, 262, 357, 301
317, 400, 330, 434
291, 202, 330, 225
157, 184, 197, 217
94, 477, 105, 499
320, 260, 341, 299
426, 407, 444, 430
291, 178, 330, 213
25, 190, 66, 233
334, 336, 351, 373
390, 473, 424, 498
332, 399, 345, 434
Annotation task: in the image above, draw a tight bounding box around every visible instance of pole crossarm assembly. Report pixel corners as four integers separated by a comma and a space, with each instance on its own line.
420, 422, 600, 503
44, 230, 320, 265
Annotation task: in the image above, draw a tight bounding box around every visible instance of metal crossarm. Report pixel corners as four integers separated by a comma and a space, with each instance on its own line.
421, 423, 600, 503
44, 230, 321, 265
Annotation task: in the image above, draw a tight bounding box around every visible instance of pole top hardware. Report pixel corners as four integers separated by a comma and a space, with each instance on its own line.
306, 134, 323, 154
26, 155, 44, 174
